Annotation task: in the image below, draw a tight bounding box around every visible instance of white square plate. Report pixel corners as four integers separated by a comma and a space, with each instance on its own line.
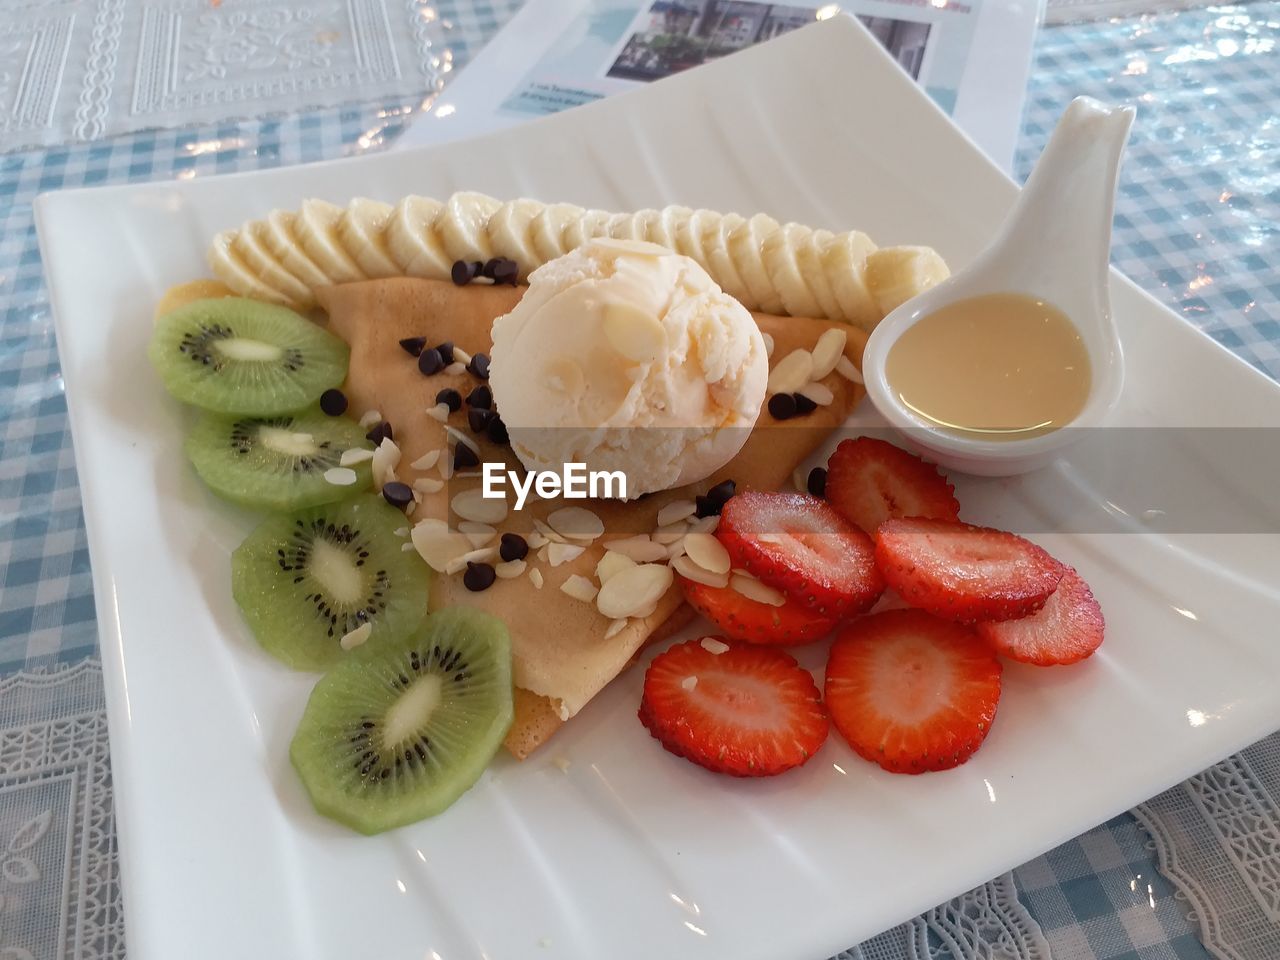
35, 16, 1280, 960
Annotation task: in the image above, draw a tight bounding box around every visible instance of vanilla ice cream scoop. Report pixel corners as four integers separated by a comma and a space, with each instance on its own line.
489, 238, 768, 498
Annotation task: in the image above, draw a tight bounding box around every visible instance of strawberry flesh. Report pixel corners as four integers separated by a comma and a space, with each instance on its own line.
825, 609, 1002, 774
717, 492, 884, 618
978, 566, 1104, 665
639, 638, 829, 777
875, 517, 1064, 622
825, 436, 960, 535
680, 575, 838, 646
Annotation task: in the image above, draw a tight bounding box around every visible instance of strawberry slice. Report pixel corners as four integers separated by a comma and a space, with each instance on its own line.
825, 436, 959, 535
679, 575, 838, 646
825, 609, 1002, 774
639, 638, 828, 777
875, 517, 1064, 623
977, 567, 1104, 665
717, 492, 884, 618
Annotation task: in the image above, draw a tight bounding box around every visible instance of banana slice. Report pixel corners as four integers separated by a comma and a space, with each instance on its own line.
486, 199, 543, 277
795, 229, 842, 321
385, 195, 450, 280
644, 206, 690, 251
563, 208, 613, 250
726, 213, 783, 313
208, 231, 293, 305
705, 212, 752, 307
261, 210, 334, 291
529, 202, 584, 262
865, 246, 951, 316
295, 199, 365, 285
673, 208, 716, 272
763, 222, 822, 319
605, 210, 645, 241
822, 231, 880, 331
339, 198, 399, 278
231, 220, 314, 307
437, 191, 501, 263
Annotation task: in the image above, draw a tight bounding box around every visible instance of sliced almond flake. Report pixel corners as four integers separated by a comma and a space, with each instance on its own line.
700, 637, 730, 655
548, 506, 605, 542
596, 562, 674, 620
340, 448, 374, 467
687, 515, 720, 535
798, 381, 835, 406
655, 499, 696, 527
793, 465, 810, 494
532, 518, 567, 544
537, 543, 550, 563
358, 409, 382, 428
672, 554, 729, 588
453, 347, 472, 365
596, 551, 636, 584
632, 600, 659, 620
413, 477, 444, 494
730, 571, 787, 607
401, 542, 417, 552
372, 437, 402, 490
680, 676, 698, 691
394, 526, 409, 537
560, 574, 599, 603
458, 521, 497, 548
323, 467, 358, 486
443, 361, 467, 376
835, 355, 864, 385
411, 519, 473, 573
762, 332, 775, 357
410, 449, 442, 471
767, 347, 814, 395
810, 327, 849, 380
339, 622, 372, 651
445, 425, 480, 454
426, 402, 451, 423
547, 541, 586, 567
451, 488, 507, 524
605, 536, 669, 563
684, 532, 731, 574
527, 531, 550, 550
651, 524, 687, 545
404, 501, 417, 517
437, 456, 454, 480
529, 567, 545, 590
604, 618, 629, 639
556, 702, 570, 722
445, 546, 499, 575
495, 559, 527, 579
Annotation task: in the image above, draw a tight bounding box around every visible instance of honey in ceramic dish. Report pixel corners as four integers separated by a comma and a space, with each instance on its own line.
886, 292, 1091, 441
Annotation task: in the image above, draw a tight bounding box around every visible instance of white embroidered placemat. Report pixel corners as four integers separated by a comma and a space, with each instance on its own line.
0, 0, 453, 151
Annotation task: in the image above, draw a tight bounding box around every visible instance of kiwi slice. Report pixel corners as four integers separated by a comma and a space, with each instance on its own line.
290, 607, 514, 834
186, 406, 373, 511
148, 297, 347, 415
232, 497, 430, 670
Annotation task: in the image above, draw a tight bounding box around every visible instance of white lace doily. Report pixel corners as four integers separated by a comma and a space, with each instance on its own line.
0, 661, 121, 960
1134, 732, 1280, 960
0, 0, 452, 150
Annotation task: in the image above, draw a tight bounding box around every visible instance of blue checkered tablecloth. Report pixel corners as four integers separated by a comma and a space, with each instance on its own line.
2, 4, 1277, 959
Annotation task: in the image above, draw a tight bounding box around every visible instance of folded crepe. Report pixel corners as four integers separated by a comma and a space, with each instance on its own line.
318, 278, 866, 758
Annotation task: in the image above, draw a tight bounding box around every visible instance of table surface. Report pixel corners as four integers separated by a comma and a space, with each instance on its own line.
1, 3, 1277, 959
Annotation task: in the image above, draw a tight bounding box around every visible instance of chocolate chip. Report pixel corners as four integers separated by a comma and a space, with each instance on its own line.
463, 561, 497, 592
319, 388, 347, 416
382, 481, 414, 509
694, 494, 721, 518
807, 467, 827, 498
708, 479, 736, 505
481, 258, 501, 280
467, 352, 490, 380
793, 392, 818, 415
453, 444, 480, 470
486, 415, 509, 446
471, 260, 485, 278
398, 336, 427, 357
466, 385, 492, 409
467, 407, 495, 433
418, 347, 444, 376
436, 341, 455, 364
365, 421, 393, 444
435, 388, 462, 412
499, 533, 529, 562
768, 393, 797, 420
450, 260, 476, 285
493, 259, 519, 285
